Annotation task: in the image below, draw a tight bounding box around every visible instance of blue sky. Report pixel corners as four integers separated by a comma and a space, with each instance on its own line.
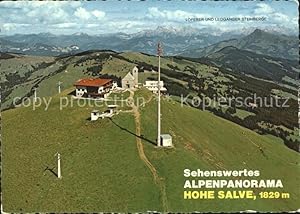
0, 0, 298, 35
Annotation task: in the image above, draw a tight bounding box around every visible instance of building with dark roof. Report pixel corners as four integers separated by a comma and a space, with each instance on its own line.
74, 78, 117, 98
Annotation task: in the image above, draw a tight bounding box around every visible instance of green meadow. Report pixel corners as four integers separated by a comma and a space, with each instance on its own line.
2, 89, 300, 212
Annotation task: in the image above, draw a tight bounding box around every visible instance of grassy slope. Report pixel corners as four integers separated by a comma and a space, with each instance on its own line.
120, 52, 217, 77
234, 108, 256, 119
1, 51, 228, 109
1, 55, 56, 108
3, 88, 300, 212
138, 90, 300, 212
37, 64, 92, 97
0, 55, 54, 80
102, 57, 136, 75
2, 90, 161, 212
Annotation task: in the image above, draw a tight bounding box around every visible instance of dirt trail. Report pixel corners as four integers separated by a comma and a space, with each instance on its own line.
129, 90, 168, 212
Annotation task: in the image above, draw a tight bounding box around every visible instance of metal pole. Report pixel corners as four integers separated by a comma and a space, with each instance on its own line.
157, 42, 162, 147
58, 82, 61, 94
57, 153, 62, 179
34, 88, 37, 103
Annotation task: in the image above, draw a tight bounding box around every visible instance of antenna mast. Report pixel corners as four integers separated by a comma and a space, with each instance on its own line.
157, 42, 163, 147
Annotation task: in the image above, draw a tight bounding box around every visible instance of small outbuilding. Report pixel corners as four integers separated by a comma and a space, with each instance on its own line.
160, 134, 173, 147
90, 105, 118, 121
107, 104, 118, 114
91, 110, 100, 121
143, 80, 167, 94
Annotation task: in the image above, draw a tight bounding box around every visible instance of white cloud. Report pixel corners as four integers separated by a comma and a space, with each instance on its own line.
107, 20, 145, 31
251, 3, 296, 30
26, 7, 69, 23
0, 1, 23, 8
272, 12, 290, 22
74, 7, 91, 20
254, 3, 274, 14
52, 22, 77, 29
0, 2, 297, 35
92, 10, 106, 20
1, 23, 31, 32
2, 23, 16, 31
0, 1, 71, 25
291, 17, 298, 25
147, 7, 210, 21
74, 7, 106, 20
86, 24, 100, 28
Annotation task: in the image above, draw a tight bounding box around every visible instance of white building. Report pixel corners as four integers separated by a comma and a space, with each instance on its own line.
74, 78, 117, 98
121, 66, 139, 89
160, 134, 173, 147
143, 80, 167, 93
90, 105, 118, 121
91, 110, 100, 121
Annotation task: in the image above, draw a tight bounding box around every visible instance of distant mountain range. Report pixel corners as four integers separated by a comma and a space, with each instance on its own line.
0, 26, 243, 56
181, 29, 298, 60
0, 37, 80, 56
0, 27, 297, 60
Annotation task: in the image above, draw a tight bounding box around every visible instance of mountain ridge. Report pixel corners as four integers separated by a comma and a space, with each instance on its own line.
2, 27, 296, 58
180, 29, 298, 60
205, 46, 298, 82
